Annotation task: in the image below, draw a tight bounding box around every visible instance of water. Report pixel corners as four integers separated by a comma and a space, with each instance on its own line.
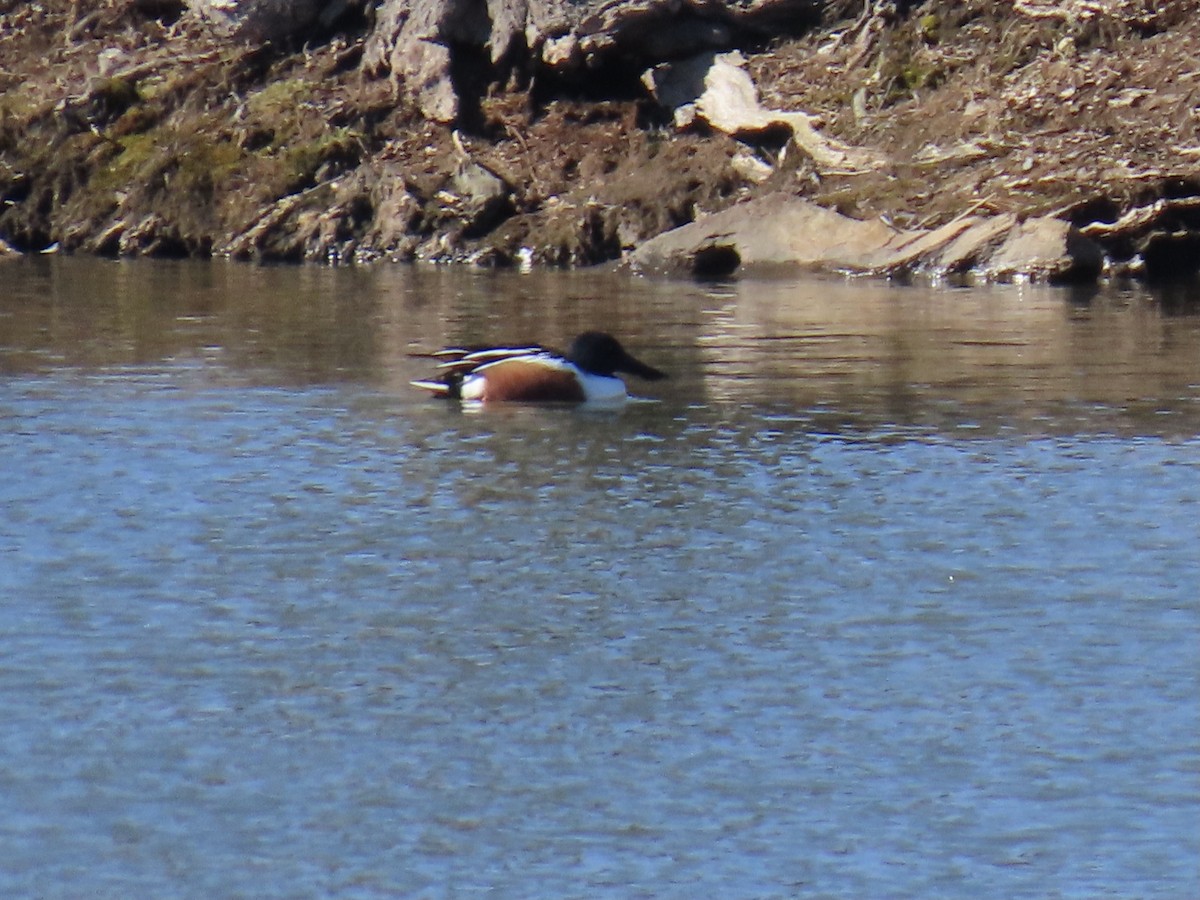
1, 258, 1198, 898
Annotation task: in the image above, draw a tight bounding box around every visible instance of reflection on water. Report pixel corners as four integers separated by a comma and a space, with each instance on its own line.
3, 258, 1198, 433
1, 258, 1198, 898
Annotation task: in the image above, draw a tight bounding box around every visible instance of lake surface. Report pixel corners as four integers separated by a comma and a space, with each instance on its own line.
1, 258, 1198, 898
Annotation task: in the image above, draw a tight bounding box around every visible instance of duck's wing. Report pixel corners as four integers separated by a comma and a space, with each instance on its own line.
433, 344, 548, 376
411, 344, 553, 398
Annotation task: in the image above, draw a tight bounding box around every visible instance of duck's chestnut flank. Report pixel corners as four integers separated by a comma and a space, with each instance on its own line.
411, 331, 666, 403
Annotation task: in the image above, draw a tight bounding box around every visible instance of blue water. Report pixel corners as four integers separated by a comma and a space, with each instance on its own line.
1, 260, 1198, 898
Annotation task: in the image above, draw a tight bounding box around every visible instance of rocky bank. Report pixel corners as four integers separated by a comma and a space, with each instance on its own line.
2, 0, 1199, 282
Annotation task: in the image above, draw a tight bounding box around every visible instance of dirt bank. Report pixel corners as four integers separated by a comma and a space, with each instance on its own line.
2, 0, 1199, 280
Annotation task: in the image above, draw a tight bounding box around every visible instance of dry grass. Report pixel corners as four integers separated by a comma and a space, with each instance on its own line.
748, 0, 1200, 229
3, 0, 1200, 267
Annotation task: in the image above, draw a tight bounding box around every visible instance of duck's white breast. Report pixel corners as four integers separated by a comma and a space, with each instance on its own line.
577, 371, 628, 403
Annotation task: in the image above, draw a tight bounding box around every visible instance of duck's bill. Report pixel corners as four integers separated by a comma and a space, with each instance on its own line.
619, 352, 667, 381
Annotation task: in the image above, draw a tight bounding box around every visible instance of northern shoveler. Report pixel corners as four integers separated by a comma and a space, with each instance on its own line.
411, 331, 667, 403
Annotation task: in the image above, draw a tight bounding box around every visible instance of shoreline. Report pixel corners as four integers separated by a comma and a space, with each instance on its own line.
3, 1, 1199, 283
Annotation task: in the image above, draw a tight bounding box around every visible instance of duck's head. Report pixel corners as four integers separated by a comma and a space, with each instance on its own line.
566, 332, 666, 381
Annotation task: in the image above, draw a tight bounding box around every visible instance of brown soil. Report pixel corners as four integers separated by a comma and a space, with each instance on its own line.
2, 0, 1199, 276
749, 0, 1200, 274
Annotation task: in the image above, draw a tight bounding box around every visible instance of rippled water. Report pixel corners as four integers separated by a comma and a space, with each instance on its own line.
2, 259, 1198, 898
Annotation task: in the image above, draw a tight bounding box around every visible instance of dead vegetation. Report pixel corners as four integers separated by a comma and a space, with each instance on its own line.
747, 0, 1200, 274
2, 0, 1200, 276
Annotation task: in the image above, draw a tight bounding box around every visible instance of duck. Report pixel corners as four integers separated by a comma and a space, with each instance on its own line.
411, 331, 666, 403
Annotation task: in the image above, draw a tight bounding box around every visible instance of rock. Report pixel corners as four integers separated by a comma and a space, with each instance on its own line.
220, 172, 416, 264
185, 0, 357, 40
353, 168, 422, 260
364, 0, 485, 123
694, 51, 784, 135
450, 157, 514, 237
629, 193, 900, 275
983, 217, 1104, 282
581, 15, 731, 64
643, 50, 885, 174
628, 193, 1104, 282
868, 217, 988, 277
1078, 196, 1200, 279
730, 149, 773, 183
405, 40, 459, 124
225, 191, 317, 260
134, 0, 188, 16
641, 51, 713, 110
541, 34, 579, 68
364, 0, 818, 125
117, 213, 193, 257
932, 214, 1018, 274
